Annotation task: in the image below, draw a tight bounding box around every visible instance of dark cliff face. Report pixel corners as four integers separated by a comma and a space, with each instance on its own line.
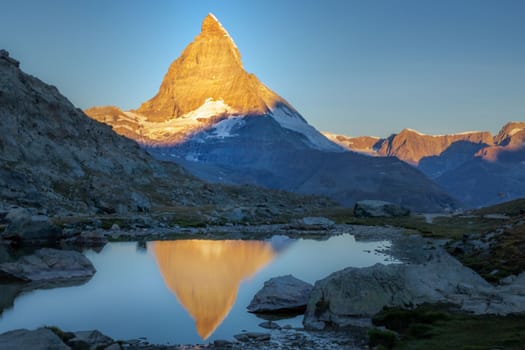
0, 49, 203, 214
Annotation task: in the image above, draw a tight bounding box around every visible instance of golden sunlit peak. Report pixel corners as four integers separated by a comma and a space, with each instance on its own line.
201, 13, 229, 37
151, 240, 275, 339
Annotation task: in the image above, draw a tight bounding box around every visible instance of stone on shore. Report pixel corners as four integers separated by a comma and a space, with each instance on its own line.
233, 332, 270, 342
2, 208, 62, 243
296, 217, 335, 227
304, 248, 525, 330
247, 275, 313, 313
354, 200, 410, 218
68, 330, 113, 350
0, 328, 71, 350
0, 248, 95, 282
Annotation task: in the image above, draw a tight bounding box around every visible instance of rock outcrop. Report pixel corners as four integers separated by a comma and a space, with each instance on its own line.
1, 208, 61, 243
0, 248, 95, 282
247, 275, 313, 313
0, 328, 70, 350
303, 248, 525, 330
68, 330, 114, 350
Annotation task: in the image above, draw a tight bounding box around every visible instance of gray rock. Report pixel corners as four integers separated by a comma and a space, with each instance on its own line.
354, 200, 410, 217
296, 217, 335, 227
68, 330, 113, 350
2, 213, 62, 242
213, 339, 233, 348
0, 50, 20, 68
0, 328, 70, 350
303, 248, 525, 330
234, 332, 270, 342
131, 192, 151, 212
247, 275, 313, 313
0, 248, 95, 282
105, 344, 122, 350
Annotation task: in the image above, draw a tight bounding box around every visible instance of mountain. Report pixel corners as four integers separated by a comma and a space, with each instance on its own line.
86, 14, 458, 212
326, 122, 525, 207
0, 49, 332, 219
325, 129, 494, 165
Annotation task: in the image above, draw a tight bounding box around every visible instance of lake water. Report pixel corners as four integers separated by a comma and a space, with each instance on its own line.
0, 234, 395, 344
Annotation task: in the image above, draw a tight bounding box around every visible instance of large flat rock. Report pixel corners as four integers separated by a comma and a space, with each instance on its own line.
303, 248, 525, 330
247, 275, 313, 313
0, 328, 71, 350
0, 248, 95, 282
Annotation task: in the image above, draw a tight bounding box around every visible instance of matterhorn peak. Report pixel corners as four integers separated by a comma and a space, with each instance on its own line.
201, 13, 229, 36
134, 13, 284, 121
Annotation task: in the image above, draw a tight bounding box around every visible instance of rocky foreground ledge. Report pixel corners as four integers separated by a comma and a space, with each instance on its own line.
0, 327, 367, 350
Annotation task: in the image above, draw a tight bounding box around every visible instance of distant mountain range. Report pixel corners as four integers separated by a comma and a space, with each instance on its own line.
86, 14, 457, 212
324, 121, 525, 207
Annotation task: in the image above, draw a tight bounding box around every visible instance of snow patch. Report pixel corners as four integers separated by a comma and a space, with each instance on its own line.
209, 117, 245, 139
508, 128, 523, 137
404, 128, 483, 137
269, 106, 343, 152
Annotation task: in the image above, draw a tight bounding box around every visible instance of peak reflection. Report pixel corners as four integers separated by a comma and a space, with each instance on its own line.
151, 240, 275, 339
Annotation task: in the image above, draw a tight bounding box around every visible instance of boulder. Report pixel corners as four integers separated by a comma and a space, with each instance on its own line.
233, 332, 270, 342
0, 248, 95, 282
296, 217, 335, 227
68, 330, 113, 350
303, 248, 525, 330
2, 211, 62, 243
0, 328, 70, 350
0, 50, 20, 68
247, 275, 313, 313
354, 200, 410, 218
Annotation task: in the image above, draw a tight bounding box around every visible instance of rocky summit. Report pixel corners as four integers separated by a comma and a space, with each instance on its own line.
0, 49, 331, 218
326, 122, 525, 207
86, 14, 458, 212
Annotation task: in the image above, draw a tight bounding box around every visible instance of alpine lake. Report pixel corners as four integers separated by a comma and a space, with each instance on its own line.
0, 233, 396, 345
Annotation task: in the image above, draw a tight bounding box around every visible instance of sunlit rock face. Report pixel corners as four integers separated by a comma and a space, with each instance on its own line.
86, 14, 293, 147
137, 14, 284, 121
325, 129, 494, 165
151, 240, 275, 339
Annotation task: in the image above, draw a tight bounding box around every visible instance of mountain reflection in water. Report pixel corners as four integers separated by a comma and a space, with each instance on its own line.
151, 240, 276, 339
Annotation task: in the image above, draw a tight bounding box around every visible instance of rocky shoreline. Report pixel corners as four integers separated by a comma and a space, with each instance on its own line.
1, 218, 525, 349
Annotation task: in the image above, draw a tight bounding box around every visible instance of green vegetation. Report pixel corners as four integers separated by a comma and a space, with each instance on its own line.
320, 207, 506, 240
322, 198, 525, 283
371, 304, 525, 350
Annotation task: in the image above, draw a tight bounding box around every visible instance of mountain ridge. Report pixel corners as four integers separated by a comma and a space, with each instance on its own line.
324, 122, 525, 206
85, 14, 459, 212
0, 49, 333, 219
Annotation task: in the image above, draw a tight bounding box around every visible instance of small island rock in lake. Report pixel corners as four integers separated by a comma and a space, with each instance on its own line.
247, 275, 313, 313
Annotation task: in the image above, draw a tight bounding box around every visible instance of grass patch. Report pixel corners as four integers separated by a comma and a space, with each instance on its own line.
474, 198, 525, 217
372, 304, 525, 350
451, 218, 525, 283
368, 328, 398, 349
319, 207, 503, 240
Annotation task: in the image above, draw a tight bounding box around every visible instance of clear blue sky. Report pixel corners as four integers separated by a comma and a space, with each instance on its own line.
1, 0, 524, 137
